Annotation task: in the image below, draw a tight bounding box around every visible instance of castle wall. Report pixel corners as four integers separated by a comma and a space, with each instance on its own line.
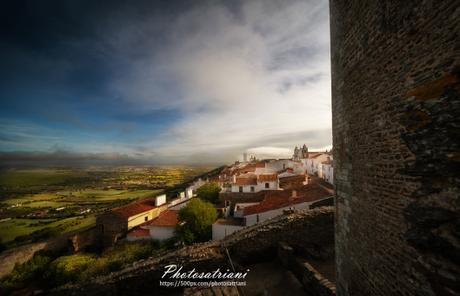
330, 1, 460, 295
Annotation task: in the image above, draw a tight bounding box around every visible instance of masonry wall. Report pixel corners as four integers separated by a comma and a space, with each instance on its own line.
330, 1, 460, 295
50, 207, 334, 295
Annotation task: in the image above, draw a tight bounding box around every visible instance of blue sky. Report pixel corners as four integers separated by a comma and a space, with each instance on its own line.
0, 0, 331, 165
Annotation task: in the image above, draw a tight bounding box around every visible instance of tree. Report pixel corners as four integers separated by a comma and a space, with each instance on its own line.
196, 182, 221, 204
176, 199, 217, 244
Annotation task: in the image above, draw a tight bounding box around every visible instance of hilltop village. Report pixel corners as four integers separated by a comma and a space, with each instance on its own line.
95, 144, 334, 245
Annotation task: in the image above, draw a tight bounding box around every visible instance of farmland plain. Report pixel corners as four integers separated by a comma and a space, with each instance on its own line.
0, 166, 213, 248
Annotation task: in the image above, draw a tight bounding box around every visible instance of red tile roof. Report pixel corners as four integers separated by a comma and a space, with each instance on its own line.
127, 227, 150, 238
310, 153, 326, 158
112, 198, 157, 219
255, 161, 266, 168
236, 164, 256, 173
257, 174, 278, 182
235, 174, 258, 185
243, 184, 332, 216
148, 210, 178, 227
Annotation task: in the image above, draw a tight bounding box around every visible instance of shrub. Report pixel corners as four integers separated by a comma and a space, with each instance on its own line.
1, 240, 163, 291
196, 182, 221, 204
0, 255, 51, 290
46, 254, 96, 285
176, 199, 217, 244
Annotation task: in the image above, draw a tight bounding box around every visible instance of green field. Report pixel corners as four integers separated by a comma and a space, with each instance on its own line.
0, 188, 161, 245
0, 166, 212, 247
0, 169, 88, 188
0, 216, 96, 243
3, 189, 160, 207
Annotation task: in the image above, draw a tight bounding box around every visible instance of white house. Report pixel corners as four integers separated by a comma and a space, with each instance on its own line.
264, 159, 296, 172
155, 194, 166, 206
212, 218, 244, 240
242, 190, 327, 226
231, 173, 258, 193
321, 160, 334, 184
233, 202, 260, 218
303, 153, 332, 176
231, 173, 279, 193
147, 210, 178, 241
212, 184, 333, 240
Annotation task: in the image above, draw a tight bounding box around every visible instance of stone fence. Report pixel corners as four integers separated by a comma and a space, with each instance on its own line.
278, 242, 335, 296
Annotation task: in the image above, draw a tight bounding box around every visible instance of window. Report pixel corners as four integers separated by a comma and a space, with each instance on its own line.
250, 186, 255, 192
145, 216, 148, 222
265, 183, 269, 188
239, 186, 243, 193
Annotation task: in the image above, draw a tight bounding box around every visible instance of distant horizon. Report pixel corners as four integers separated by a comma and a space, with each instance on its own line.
0, 0, 332, 164
0, 144, 333, 168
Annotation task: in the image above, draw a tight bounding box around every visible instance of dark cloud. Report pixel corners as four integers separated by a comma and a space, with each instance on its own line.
0, 150, 137, 168
0, 0, 332, 165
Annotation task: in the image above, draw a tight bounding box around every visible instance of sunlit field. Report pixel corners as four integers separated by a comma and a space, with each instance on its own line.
0, 166, 212, 247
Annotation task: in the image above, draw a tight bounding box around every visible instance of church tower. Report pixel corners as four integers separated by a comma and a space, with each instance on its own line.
301, 144, 308, 158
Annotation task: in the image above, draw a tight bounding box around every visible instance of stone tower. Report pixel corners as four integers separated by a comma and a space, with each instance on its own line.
301, 144, 308, 158
330, 1, 459, 295
293, 146, 299, 160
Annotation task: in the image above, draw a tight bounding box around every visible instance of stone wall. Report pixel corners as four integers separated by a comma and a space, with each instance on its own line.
330, 1, 460, 295
278, 242, 335, 296
224, 207, 335, 264
50, 207, 334, 295
0, 226, 103, 278
96, 212, 127, 247
0, 242, 47, 279
68, 225, 102, 253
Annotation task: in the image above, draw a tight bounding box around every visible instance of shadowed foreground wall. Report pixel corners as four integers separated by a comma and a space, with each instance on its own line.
330, 1, 459, 295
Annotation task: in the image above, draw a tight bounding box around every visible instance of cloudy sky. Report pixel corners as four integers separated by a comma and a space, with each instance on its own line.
0, 0, 331, 165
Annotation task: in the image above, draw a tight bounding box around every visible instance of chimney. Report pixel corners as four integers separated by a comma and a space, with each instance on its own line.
233, 175, 237, 183
292, 190, 297, 198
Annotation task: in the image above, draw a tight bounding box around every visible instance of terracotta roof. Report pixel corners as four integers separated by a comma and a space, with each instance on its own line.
236, 164, 256, 173
214, 218, 244, 226
235, 173, 258, 185
279, 174, 306, 181
112, 198, 157, 219
257, 174, 278, 182
243, 184, 332, 216
148, 210, 178, 227
255, 161, 266, 168
310, 153, 327, 159
127, 227, 150, 238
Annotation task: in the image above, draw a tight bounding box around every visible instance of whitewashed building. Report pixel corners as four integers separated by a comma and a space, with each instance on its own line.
212, 184, 333, 240
146, 210, 178, 241
321, 160, 334, 184
303, 153, 331, 176
212, 218, 244, 240
231, 173, 279, 193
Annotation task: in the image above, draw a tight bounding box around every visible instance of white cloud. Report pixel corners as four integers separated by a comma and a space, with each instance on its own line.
110, 0, 331, 163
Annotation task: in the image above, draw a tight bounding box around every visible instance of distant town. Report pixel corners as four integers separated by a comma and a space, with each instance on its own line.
99, 144, 334, 244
